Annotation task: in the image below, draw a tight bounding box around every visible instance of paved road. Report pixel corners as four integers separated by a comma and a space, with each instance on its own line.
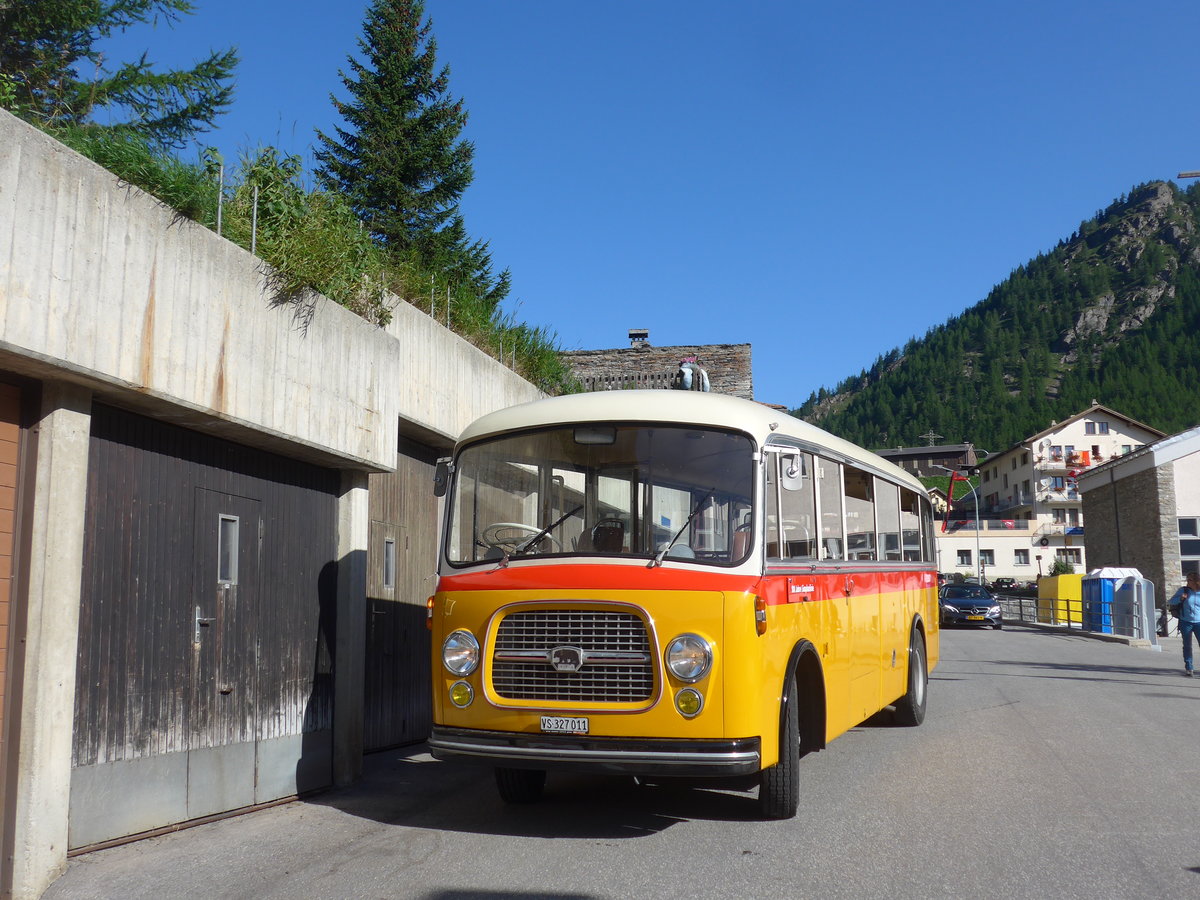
47, 625, 1200, 899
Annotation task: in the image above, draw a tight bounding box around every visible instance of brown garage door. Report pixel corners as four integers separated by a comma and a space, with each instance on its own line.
0, 382, 23, 859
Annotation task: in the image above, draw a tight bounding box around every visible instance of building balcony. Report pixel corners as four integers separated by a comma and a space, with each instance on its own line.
1040, 490, 1080, 503
1032, 523, 1084, 541
941, 518, 1032, 534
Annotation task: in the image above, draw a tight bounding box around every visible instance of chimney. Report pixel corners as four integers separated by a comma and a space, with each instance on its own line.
628, 328, 649, 348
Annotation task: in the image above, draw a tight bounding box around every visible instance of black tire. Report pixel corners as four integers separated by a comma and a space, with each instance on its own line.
994, 622, 1004, 630
893, 629, 927, 727
759, 673, 800, 819
494, 767, 546, 804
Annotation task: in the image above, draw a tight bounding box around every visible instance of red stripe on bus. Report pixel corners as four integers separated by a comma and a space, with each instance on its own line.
438, 564, 760, 594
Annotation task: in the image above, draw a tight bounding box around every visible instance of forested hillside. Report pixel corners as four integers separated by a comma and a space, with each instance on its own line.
792, 181, 1200, 450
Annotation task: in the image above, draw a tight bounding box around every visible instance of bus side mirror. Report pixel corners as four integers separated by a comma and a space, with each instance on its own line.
433, 458, 452, 497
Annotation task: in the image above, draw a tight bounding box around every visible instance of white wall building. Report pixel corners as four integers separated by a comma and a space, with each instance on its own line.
934, 403, 1164, 581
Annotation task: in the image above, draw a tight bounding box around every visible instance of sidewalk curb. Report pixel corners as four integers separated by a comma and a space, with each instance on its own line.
1012, 619, 1162, 650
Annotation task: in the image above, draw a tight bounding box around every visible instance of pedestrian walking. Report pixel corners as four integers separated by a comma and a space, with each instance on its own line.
1168, 571, 1200, 676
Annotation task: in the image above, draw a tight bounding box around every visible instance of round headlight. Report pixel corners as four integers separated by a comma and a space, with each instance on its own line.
665, 633, 712, 682
442, 629, 480, 675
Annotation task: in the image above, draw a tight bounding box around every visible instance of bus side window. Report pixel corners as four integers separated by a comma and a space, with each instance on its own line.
843, 465, 876, 561
764, 455, 781, 559
899, 487, 924, 561
816, 456, 844, 560
875, 477, 901, 561
780, 451, 817, 560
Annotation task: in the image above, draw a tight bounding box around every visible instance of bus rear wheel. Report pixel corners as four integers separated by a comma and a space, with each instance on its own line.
893, 629, 927, 727
494, 766, 546, 803
758, 673, 800, 819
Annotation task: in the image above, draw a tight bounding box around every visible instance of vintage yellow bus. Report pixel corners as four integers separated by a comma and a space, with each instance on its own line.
428, 390, 938, 818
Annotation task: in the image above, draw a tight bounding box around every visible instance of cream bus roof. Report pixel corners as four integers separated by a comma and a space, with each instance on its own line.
456, 391, 925, 494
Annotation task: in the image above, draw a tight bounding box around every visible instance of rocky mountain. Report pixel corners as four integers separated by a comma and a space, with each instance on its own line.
792, 180, 1200, 451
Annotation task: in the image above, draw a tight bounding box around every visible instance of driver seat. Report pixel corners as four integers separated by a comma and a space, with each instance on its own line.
590, 519, 624, 553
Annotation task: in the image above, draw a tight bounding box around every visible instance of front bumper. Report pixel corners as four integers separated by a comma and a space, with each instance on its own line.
430, 727, 762, 777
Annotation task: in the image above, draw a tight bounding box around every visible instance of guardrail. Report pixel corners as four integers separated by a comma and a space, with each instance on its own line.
993, 592, 1157, 642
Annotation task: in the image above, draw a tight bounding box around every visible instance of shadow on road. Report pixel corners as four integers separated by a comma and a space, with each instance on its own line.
301, 746, 777, 839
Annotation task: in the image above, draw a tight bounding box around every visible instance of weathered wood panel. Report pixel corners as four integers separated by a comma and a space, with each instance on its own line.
0, 380, 24, 861
74, 404, 338, 767
363, 437, 438, 750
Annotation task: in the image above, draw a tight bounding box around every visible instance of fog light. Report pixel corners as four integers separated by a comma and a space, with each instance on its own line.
675, 688, 703, 718
449, 680, 474, 707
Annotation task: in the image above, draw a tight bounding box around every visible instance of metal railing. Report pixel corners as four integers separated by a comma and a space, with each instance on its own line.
994, 593, 1155, 642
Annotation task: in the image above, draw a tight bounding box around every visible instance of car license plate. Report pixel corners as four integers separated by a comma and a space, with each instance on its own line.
541, 716, 588, 734
967, 615, 985, 621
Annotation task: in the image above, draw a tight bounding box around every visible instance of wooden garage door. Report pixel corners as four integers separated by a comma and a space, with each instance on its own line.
0, 383, 22, 832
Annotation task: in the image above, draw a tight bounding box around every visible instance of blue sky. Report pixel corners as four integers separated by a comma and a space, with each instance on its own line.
98, 1, 1200, 407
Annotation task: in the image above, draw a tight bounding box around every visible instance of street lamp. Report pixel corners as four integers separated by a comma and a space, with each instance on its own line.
934, 463, 983, 583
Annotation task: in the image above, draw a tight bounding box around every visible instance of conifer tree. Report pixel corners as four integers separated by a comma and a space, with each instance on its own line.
315, 0, 472, 259
0, 0, 237, 149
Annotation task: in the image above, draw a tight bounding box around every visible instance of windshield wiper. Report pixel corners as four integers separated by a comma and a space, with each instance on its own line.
651, 490, 712, 567
514, 504, 585, 555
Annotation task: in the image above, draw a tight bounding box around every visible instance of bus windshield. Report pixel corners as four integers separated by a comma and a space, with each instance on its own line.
446, 424, 755, 566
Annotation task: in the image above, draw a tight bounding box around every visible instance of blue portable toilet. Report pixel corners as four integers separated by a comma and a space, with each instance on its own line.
1082, 568, 1158, 644
1082, 571, 1115, 633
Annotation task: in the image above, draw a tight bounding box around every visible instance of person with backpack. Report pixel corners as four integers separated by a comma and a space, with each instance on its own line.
1168, 571, 1200, 676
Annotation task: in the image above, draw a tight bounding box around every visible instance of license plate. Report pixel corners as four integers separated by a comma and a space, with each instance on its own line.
967, 615, 985, 621
541, 716, 588, 734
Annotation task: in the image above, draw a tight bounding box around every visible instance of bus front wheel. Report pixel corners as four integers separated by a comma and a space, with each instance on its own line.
758, 673, 800, 819
893, 629, 927, 727
495, 766, 546, 803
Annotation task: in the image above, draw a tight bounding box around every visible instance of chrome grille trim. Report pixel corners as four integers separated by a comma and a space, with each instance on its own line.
492, 609, 655, 702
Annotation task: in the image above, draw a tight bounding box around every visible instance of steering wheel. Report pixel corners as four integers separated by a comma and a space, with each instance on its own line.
480, 522, 562, 553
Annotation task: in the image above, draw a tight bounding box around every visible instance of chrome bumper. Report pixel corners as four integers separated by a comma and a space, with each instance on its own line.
429, 727, 762, 777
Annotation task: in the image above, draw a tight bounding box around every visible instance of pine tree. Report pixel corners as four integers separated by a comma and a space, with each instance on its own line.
315, 0, 473, 260
0, 0, 237, 149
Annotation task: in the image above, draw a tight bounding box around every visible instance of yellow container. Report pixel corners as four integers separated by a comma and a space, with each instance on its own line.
1038, 574, 1083, 625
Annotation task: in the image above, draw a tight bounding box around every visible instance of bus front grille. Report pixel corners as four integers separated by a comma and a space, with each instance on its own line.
491, 610, 655, 702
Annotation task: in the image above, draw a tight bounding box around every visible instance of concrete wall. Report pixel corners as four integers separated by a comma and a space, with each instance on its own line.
0, 110, 542, 898
0, 110, 541, 465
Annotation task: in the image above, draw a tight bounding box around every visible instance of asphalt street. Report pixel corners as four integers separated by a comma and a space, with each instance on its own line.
45, 625, 1200, 900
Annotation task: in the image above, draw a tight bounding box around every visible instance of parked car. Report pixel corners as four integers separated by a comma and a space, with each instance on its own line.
990, 577, 1017, 592
940, 583, 1003, 629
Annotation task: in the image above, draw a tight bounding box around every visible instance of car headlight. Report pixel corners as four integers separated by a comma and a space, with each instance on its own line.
665, 633, 712, 682
442, 629, 480, 675
988, 606, 1001, 615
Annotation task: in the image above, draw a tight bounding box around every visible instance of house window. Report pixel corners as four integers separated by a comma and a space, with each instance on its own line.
1051, 445, 1063, 459
1098, 422, 1110, 434
1091, 445, 1101, 459
1051, 476, 1065, 491
1065, 445, 1075, 461
1011, 458, 1017, 470
1003, 474, 1009, 488
1021, 452, 1028, 466
218, 515, 239, 585
957, 549, 972, 567
1053, 509, 1066, 524
1180, 519, 1200, 565
383, 538, 396, 590
1121, 445, 1132, 455
1085, 422, 1096, 434
980, 549, 995, 566
982, 469, 990, 483
1058, 548, 1082, 565
1022, 479, 1030, 495
1014, 549, 1030, 566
